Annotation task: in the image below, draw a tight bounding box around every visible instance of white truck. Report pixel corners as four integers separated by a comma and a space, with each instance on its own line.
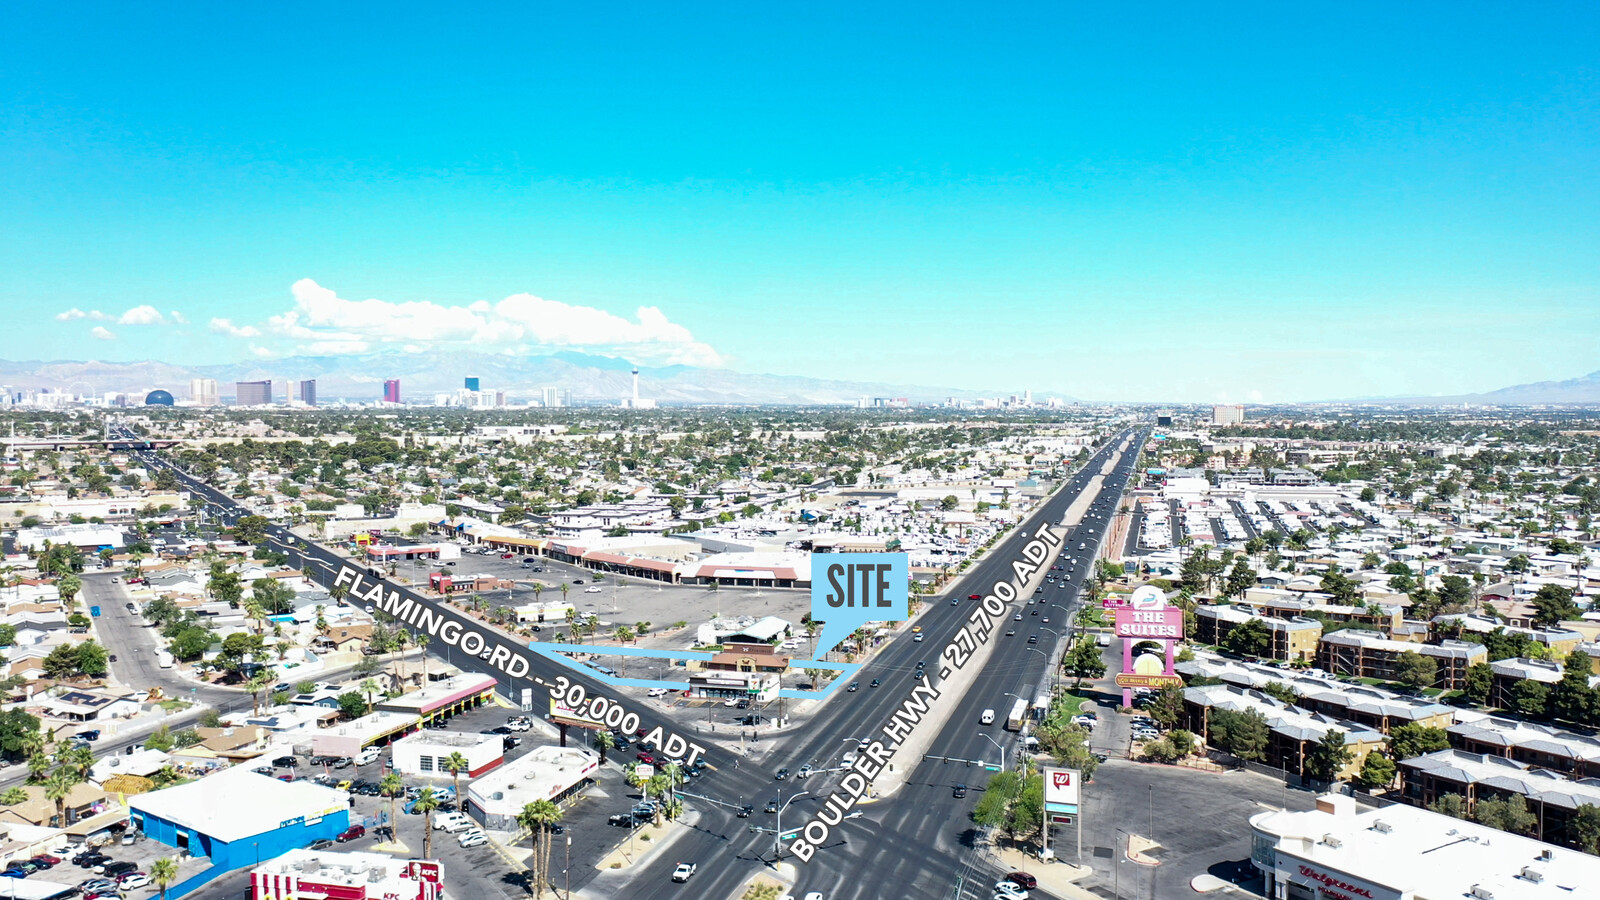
156, 650, 174, 669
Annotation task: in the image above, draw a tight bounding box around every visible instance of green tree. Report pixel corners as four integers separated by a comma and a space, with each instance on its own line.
412, 788, 440, 858
1145, 684, 1187, 730
1532, 584, 1581, 626
0, 786, 28, 806
1551, 651, 1597, 725
380, 772, 406, 840
1388, 723, 1450, 760
1393, 651, 1438, 691
1570, 803, 1600, 855
1305, 729, 1353, 782
44, 769, 79, 827
337, 691, 370, 720
1063, 638, 1106, 687
594, 730, 616, 764
1355, 751, 1396, 790
144, 724, 176, 753
444, 751, 470, 809
1474, 794, 1537, 835
56, 574, 83, 607
1260, 682, 1299, 706
1429, 793, 1467, 819
150, 857, 179, 900
1209, 707, 1270, 761
1512, 679, 1550, 719
1465, 662, 1493, 705
517, 799, 564, 896
0, 709, 40, 760
1223, 617, 1272, 658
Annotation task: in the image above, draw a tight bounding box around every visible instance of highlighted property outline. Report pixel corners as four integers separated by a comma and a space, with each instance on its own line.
524, 642, 863, 700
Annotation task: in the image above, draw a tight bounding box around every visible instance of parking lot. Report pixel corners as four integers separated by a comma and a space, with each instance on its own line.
184, 694, 722, 900
363, 540, 813, 650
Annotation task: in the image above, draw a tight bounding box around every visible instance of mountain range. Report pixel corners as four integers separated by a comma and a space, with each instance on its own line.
3, 353, 1598, 406
0, 352, 1053, 406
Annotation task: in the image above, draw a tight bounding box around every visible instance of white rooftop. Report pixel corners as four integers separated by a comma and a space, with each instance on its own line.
1252, 793, 1600, 899
130, 764, 348, 842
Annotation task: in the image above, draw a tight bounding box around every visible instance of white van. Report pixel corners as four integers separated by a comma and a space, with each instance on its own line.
980, 709, 995, 726
355, 746, 381, 766
434, 812, 474, 833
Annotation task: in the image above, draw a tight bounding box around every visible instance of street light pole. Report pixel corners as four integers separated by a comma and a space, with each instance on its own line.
978, 733, 1006, 772
773, 790, 809, 860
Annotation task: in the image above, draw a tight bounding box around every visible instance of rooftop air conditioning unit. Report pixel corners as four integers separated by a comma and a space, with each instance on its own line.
1321, 835, 1343, 848
1469, 887, 1495, 900
1520, 867, 1544, 883
1372, 820, 1392, 834
1539, 849, 1554, 861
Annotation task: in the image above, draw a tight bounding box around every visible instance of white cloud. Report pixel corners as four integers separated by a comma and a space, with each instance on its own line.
169, 310, 189, 325
250, 345, 275, 358
209, 317, 261, 338
241, 278, 725, 366
90, 326, 116, 341
56, 308, 86, 321
117, 305, 166, 325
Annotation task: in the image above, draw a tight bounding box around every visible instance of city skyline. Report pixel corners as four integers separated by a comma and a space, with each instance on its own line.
3, 4, 1597, 403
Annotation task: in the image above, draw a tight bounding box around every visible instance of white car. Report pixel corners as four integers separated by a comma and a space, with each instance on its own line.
584, 586, 602, 593
647, 688, 670, 698
672, 862, 696, 882
993, 881, 1030, 900
458, 828, 487, 848
118, 874, 150, 890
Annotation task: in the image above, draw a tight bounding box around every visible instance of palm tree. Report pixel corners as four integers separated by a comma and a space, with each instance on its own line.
564, 607, 579, 645
361, 678, 380, 708
516, 799, 563, 896
615, 625, 635, 644
412, 787, 440, 858
57, 574, 83, 607
243, 599, 267, 635
622, 761, 643, 791
149, 857, 178, 900
415, 633, 431, 684
391, 629, 410, 687
315, 604, 329, 635
645, 774, 670, 823
593, 731, 616, 764
44, 770, 78, 827
379, 772, 405, 838
245, 670, 275, 716
444, 752, 469, 807
329, 584, 348, 606
58, 745, 94, 781
560, 582, 570, 605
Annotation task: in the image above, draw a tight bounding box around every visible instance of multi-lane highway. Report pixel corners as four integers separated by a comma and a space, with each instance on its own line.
127, 427, 1146, 899
612, 430, 1145, 900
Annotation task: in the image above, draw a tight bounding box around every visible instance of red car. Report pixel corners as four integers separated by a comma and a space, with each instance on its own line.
636, 753, 655, 764
336, 825, 366, 842
968, 593, 982, 601
501, 553, 514, 559
29, 855, 59, 867
1005, 872, 1038, 890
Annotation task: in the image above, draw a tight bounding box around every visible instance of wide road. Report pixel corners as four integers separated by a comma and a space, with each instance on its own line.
612, 429, 1146, 900
130, 427, 1147, 900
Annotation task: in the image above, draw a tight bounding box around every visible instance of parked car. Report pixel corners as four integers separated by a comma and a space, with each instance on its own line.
458, 829, 488, 848
118, 873, 150, 890
1005, 872, 1039, 890
307, 840, 335, 851
271, 756, 298, 768
101, 862, 137, 879
336, 825, 366, 842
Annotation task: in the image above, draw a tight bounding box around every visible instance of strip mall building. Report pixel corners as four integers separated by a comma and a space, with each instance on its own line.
1249, 793, 1600, 899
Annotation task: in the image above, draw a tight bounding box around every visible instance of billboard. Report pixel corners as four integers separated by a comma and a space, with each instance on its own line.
549, 696, 606, 730
1114, 606, 1184, 640
1043, 767, 1080, 814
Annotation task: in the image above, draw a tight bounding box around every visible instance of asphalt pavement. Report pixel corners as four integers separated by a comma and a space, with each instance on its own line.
131, 429, 1151, 900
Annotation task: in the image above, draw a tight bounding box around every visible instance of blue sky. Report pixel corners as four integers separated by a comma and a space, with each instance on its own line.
2, 2, 1597, 402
